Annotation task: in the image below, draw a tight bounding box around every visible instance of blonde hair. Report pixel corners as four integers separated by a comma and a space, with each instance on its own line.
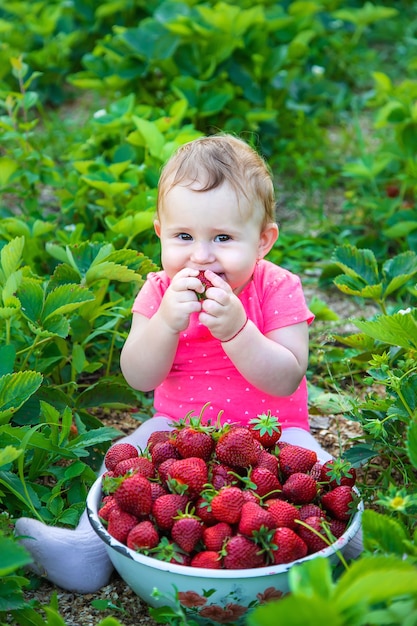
157, 134, 276, 229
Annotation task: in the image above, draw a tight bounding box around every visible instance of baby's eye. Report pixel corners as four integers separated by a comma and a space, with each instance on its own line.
215, 234, 231, 242
178, 233, 193, 240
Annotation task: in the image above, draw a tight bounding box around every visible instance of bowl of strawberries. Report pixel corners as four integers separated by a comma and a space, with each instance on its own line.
86, 408, 362, 625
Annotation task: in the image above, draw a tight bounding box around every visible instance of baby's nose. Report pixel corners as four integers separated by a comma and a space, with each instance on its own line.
191, 241, 215, 264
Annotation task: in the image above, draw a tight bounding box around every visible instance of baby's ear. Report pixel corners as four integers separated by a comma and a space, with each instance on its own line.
258, 223, 279, 258
154, 219, 161, 237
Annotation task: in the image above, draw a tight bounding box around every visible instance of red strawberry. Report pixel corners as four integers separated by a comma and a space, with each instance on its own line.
104, 443, 138, 471
152, 494, 189, 531
191, 551, 222, 569
248, 411, 282, 448
167, 457, 208, 498
150, 536, 190, 565
171, 515, 203, 553
250, 466, 282, 498
196, 270, 214, 300
176, 426, 214, 461
215, 427, 258, 468
194, 494, 217, 525
223, 535, 265, 569
151, 441, 181, 466
297, 516, 329, 554
147, 430, 175, 451
203, 522, 233, 552
321, 485, 355, 521
107, 508, 138, 543
237, 501, 275, 537
211, 486, 245, 524
271, 527, 308, 564
265, 499, 300, 529
298, 503, 326, 520
256, 450, 280, 475
210, 463, 236, 490
127, 520, 159, 551
150, 482, 168, 502
329, 518, 347, 538
98, 495, 119, 522
282, 472, 318, 504
279, 444, 317, 477
309, 461, 324, 481
113, 473, 152, 517
320, 460, 357, 488
113, 455, 155, 478
157, 458, 178, 486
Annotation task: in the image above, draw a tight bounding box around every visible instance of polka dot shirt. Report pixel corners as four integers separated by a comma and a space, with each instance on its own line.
132, 260, 314, 429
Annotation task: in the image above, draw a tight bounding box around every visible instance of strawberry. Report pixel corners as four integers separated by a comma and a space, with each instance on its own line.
223, 535, 265, 569
309, 461, 324, 481
248, 411, 282, 448
171, 514, 203, 553
157, 458, 178, 486
113, 455, 155, 478
150, 482, 168, 502
329, 518, 347, 538
321, 485, 355, 521
271, 527, 308, 564
127, 520, 159, 551
256, 450, 279, 475
215, 427, 258, 468
104, 443, 138, 471
320, 459, 357, 488
174, 407, 215, 461
203, 522, 233, 552
176, 426, 214, 461
113, 474, 152, 517
296, 515, 329, 554
152, 494, 189, 531
107, 508, 138, 543
250, 466, 282, 498
150, 441, 181, 466
279, 444, 317, 477
298, 503, 326, 521
147, 430, 175, 451
191, 551, 222, 569
196, 270, 214, 301
210, 463, 236, 490
211, 486, 245, 524
98, 495, 119, 522
167, 457, 208, 498
150, 536, 190, 565
194, 495, 217, 525
265, 499, 300, 529
282, 472, 318, 504
237, 501, 275, 537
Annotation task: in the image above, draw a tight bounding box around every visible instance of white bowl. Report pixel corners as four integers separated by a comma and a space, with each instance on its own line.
87, 475, 362, 624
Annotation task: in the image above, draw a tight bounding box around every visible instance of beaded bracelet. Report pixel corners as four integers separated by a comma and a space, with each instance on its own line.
220, 317, 249, 343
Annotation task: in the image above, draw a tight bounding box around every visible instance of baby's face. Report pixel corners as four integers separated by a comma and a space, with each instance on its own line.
154, 182, 273, 294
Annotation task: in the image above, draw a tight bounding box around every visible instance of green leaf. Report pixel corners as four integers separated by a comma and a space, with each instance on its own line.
0, 236, 24, 282
17, 279, 44, 323
0, 372, 43, 425
0, 157, 18, 187
353, 311, 417, 350
85, 261, 143, 285
361, 509, 408, 555
0, 445, 22, 468
289, 557, 334, 600
335, 554, 417, 611
131, 116, 165, 158
407, 420, 417, 470
333, 245, 380, 285
75, 381, 139, 409
43, 284, 95, 321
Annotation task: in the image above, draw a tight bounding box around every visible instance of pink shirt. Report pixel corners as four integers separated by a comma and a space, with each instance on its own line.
132, 260, 314, 430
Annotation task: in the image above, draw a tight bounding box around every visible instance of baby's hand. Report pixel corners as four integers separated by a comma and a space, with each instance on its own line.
199, 270, 246, 341
158, 268, 202, 333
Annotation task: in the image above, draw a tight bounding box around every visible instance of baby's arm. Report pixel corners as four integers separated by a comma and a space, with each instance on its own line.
200, 270, 309, 397
120, 269, 203, 391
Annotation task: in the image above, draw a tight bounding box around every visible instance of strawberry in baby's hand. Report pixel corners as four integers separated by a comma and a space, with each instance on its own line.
196, 270, 214, 301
